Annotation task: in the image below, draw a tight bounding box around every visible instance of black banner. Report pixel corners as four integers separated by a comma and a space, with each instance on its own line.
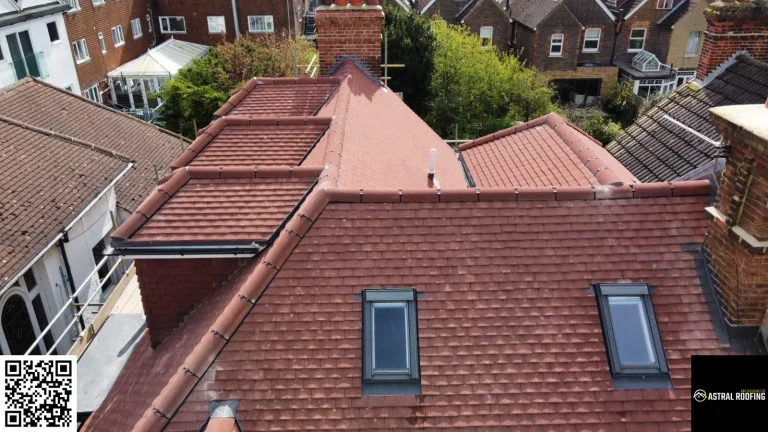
691, 355, 767, 429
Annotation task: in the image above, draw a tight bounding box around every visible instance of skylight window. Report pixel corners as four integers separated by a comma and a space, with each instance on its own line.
593, 283, 672, 389
362, 289, 420, 396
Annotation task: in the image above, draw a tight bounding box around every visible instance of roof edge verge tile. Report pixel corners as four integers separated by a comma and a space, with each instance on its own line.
131, 188, 331, 432
324, 181, 712, 203
458, 116, 548, 150
318, 73, 354, 188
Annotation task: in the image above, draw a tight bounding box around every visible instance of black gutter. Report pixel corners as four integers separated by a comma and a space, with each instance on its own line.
58, 235, 85, 330
111, 241, 266, 256
267, 177, 319, 246
0, 3, 70, 28
456, 152, 477, 188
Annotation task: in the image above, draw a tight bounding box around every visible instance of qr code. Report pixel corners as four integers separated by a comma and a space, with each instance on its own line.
1, 356, 76, 431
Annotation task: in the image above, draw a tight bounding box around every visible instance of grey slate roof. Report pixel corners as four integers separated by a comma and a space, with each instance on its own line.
605, 55, 768, 182
508, 0, 562, 29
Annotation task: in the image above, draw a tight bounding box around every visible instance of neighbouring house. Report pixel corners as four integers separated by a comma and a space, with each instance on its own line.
0, 76, 187, 356
80, 1, 766, 430
0, 0, 79, 91
0, 112, 132, 356
605, 0, 768, 183
105, 38, 209, 118
509, 0, 715, 102
153, 0, 307, 46
62, 0, 156, 103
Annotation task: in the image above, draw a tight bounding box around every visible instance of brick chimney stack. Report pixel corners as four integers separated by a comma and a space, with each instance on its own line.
696, 0, 768, 81
315, 0, 384, 77
705, 98, 768, 328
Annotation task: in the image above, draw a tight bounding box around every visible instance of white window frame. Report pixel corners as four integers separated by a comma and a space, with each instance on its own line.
111, 25, 125, 47
550, 33, 564, 57
159, 16, 187, 34
98, 32, 106, 53
82, 84, 101, 103
633, 77, 675, 100
92, 0, 105, 6
628, 28, 646, 53
479, 26, 493, 49
685, 31, 701, 57
656, 0, 673, 9
207, 16, 226, 34
67, 0, 81, 12
130, 18, 143, 39
583, 28, 601, 53
675, 70, 696, 88
72, 38, 90, 63
248, 15, 274, 33
0, 267, 54, 355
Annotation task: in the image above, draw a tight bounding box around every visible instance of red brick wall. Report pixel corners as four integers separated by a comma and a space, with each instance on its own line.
315, 6, 384, 77
533, 5, 581, 71
462, 0, 512, 52
696, 7, 768, 80
135, 258, 247, 347
63, 1, 154, 91
707, 106, 768, 326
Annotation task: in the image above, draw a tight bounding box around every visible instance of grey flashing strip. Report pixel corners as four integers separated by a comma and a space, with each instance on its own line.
362, 380, 421, 396
111, 242, 266, 256
0, 3, 70, 28
457, 152, 476, 188
611, 374, 672, 390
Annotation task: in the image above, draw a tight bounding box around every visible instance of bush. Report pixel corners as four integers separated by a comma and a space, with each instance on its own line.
561, 105, 623, 145
157, 34, 317, 137
604, 80, 636, 114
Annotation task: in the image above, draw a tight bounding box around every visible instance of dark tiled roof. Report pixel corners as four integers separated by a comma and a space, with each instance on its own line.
171, 117, 331, 169
457, 0, 509, 21
87, 182, 719, 432
460, 113, 638, 187
214, 77, 341, 118
508, 0, 561, 29
0, 118, 129, 287
605, 55, 768, 182
657, 0, 690, 26
0, 78, 186, 212
112, 166, 320, 243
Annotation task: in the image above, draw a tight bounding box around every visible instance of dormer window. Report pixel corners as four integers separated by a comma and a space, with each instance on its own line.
362, 289, 421, 396
657, 0, 673, 9
593, 283, 672, 389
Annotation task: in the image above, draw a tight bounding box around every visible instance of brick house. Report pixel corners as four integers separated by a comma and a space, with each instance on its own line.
153, 0, 307, 46
509, 0, 709, 102
62, 0, 155, 102
80, 1, 766, 430
413, 0, 512, 51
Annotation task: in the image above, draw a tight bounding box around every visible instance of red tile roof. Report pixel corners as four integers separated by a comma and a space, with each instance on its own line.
85, 182, 719, 432
0, 78, 186, 212
111, 166, 321, 244
460, 113, 639, 187
213, 77, 341, 118
0, 116, 130, 288
171, 116, 331, 169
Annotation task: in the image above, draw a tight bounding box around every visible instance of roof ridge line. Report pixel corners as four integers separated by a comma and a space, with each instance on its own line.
458, 116, 548, 150
698, 50, 749, 87
0, 113, 134, 163
22, 76, 190, 144
132, 188, 331, 432
322, 181, 713, 203
317, 73, 354, 188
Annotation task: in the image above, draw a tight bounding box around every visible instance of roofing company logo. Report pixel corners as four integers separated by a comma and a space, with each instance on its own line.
693, 389, 708, 402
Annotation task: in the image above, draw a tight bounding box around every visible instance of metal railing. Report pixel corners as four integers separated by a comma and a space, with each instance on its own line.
24, 256, 126, 355
11, 52, 49, 81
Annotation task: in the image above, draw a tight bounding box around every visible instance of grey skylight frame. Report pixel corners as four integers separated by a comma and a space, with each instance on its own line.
362, 289, 421, 396
593, 283, 672, 390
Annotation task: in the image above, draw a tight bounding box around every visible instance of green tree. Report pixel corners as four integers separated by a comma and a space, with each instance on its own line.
561, 105, 623, 145
426, 20, 555, 139
382, 5, 436, 117
157, 34, 317, 137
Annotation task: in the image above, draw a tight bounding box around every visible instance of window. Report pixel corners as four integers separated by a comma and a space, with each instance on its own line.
67, 0, 80, 11
47, 22, 60, 43
479, 26, 493, 49
675, 70, 696, 87
362, 289, 420, 396
31, 295, 55, 353
248, 15, 274, 33
656, 0, 673, 8
593, 283, 671, 389
629, 28, 646, 52
72, 38, 89, 63
160, 16, 186, 34
146, 14, 153, 33
83, 84, 101, 102
583, 28, 600, 52
130, 18, 142, 39
111, 25, 125, 47
685, 31, 701, 57
208, 16, 226, 34
2, 295, 39, 355
91, 236, 114, 291
92, 0, 105, 5
98, 32, 106, 53
22, 270, 36, 292
550, 33, 564, 56
0, 44, 3, 61
6, 31, 43, 79
635, 78, 675, 99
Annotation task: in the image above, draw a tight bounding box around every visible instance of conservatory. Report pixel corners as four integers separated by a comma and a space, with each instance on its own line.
106, 38, 209, 119
616, 50, 678, 100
